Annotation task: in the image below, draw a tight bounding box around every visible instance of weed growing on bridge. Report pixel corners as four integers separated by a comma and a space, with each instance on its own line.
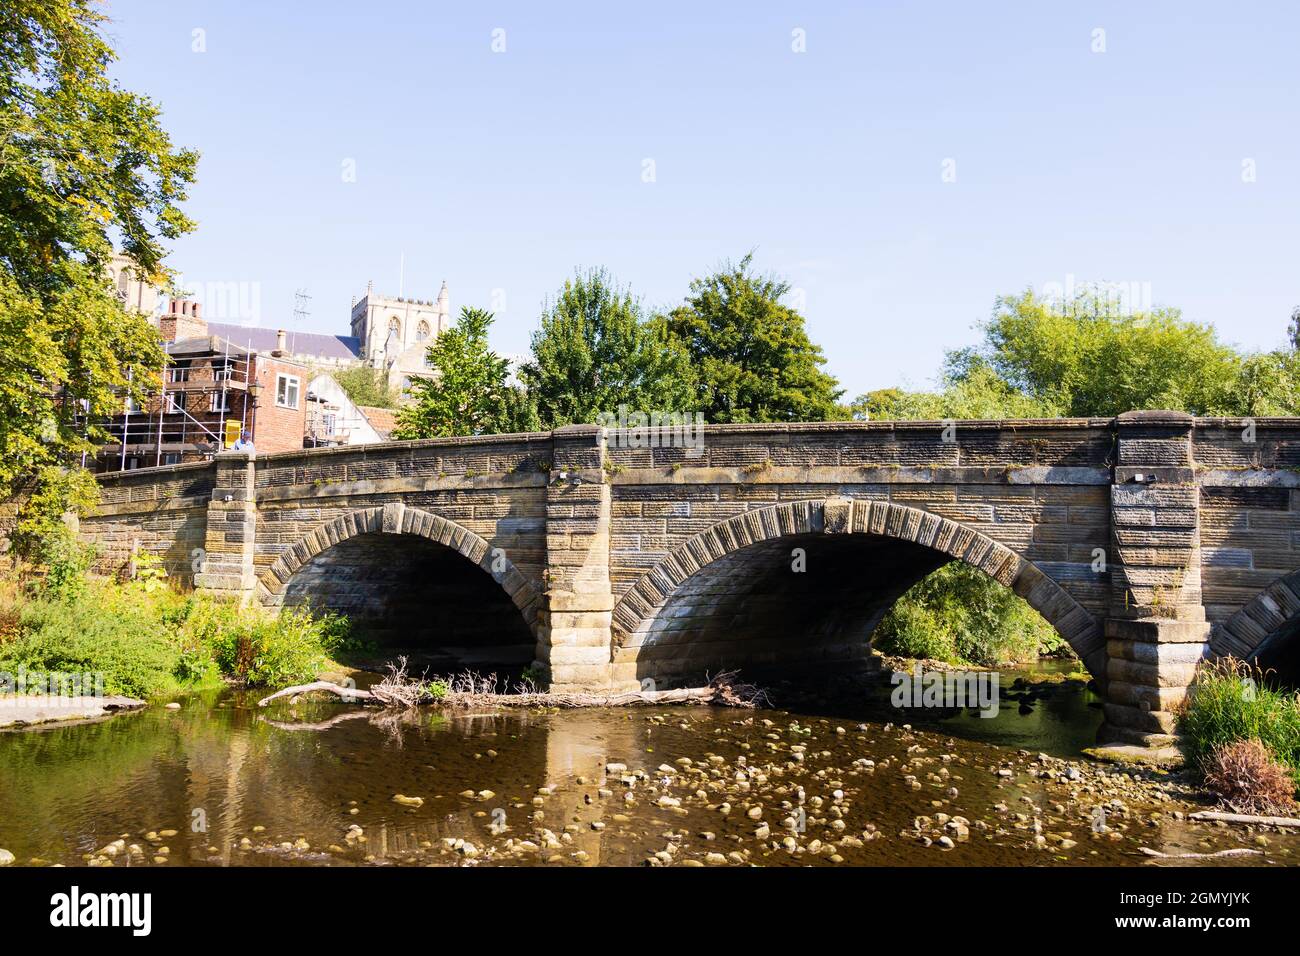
1180, 658, 1300, 792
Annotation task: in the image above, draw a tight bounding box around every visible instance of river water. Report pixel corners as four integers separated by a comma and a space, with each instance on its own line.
1, 663, 1295, 867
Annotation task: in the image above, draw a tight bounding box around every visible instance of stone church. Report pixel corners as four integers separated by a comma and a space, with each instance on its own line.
349, 279, 451, 392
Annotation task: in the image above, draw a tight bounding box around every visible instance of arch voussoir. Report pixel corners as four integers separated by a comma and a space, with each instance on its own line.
1213, 570, 1300, 659
256, 505, 543, 633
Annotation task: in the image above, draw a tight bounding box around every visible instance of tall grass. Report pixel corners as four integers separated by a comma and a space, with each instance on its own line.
1179, 658, 1300, 788
0, 573, 361, 699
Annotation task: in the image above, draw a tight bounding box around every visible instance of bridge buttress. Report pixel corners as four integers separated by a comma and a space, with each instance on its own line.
538, 425, 628, 693
1102, 411, 1212, 747
193, 451, 259, 603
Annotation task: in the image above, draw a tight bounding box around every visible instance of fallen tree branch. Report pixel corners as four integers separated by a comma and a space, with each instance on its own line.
1189, 810, 1300, 828
1139, 846, 1264, 859
258, 681, 376, 707
257, 664, 765, 711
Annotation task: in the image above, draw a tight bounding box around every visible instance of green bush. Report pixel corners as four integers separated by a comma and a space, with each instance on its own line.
1, 580, 186, 698
1179, 659, 1300, 788
0, 576, 353, 698
873, 598, 957, 662
873, 562, 1063, 667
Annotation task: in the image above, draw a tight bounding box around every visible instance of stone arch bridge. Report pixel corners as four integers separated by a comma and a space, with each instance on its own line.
81, 412, 1300, 746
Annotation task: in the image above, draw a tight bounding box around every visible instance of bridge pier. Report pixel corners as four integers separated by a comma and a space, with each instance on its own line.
537, 426, 628, 693
193, 451, 259, 603
1101, 412, 1211, 747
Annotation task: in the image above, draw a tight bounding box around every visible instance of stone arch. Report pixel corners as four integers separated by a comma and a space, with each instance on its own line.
257, 502, 543, 635
1212, 570, 1300, 662
611, 497, 1106, 679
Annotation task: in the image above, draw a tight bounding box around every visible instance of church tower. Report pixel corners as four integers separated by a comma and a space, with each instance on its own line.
349, 279, 451, 392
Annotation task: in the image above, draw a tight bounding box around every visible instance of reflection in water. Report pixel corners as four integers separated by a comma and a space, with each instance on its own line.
0, 667, 1293, 867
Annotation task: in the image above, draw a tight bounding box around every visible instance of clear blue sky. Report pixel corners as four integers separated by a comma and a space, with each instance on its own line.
105, 0, 1299, 398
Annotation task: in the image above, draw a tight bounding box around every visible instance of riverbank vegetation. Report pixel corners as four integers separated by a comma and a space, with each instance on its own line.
871, 563, 1064, 666
1179, 659, 1300, 809
0, 558, 364, 699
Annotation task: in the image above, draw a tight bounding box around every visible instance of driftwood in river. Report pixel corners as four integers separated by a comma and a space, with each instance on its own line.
1188, 810, 1300, 828
257, 661, 765, 711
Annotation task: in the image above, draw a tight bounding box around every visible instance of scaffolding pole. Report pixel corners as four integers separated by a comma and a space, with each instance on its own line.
155, 376, 165, 467
119, 366, 132, 471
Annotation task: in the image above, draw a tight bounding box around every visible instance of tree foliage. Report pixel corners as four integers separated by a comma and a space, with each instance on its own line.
854, 289, 1300, 423
972, 290, 1244, 417
331, 366, 399, 410
393, 307, 537, 439
1, 0, 197, 561
661, 254, 844, 423
851, 356, 1052, 422
518, 268, 694, 428
873, 563, 1063, 666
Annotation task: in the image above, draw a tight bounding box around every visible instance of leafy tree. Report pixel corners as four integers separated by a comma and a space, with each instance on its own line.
850, 355, 1052, 422
972, 289, 1241, 417
873, 563, 1063, 666
518, 268, 694, 428
1233, 349, 1300, 416
393, 307, 537, 439
331, 366, 399, 409
661, 254, 844, 423
1, 1, 197, 563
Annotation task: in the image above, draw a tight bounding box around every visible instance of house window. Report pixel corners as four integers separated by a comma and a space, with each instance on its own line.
208, 392, 230, 413
165, 392, 183, 414
162, 452, 182, 466
323, 413, 337, 436
276, 373, 300, 409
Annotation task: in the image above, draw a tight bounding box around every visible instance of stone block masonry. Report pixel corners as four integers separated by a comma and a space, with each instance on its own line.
79, 415, 1300, 748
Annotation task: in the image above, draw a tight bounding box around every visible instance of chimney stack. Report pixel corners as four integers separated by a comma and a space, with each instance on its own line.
159, 298, 207, 343
275, 329, 287, 354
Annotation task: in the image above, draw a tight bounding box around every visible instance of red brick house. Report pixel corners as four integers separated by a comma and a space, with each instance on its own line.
95, 300, 309, 471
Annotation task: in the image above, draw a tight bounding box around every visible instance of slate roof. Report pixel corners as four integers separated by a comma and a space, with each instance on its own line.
205, 322, 361, 362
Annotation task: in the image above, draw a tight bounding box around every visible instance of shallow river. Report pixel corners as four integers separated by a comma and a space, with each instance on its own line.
1, 664, 1296, 867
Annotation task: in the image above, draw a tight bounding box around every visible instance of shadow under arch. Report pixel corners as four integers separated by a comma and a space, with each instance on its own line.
258, 503, 543, 669
610, 497, 1105, 686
